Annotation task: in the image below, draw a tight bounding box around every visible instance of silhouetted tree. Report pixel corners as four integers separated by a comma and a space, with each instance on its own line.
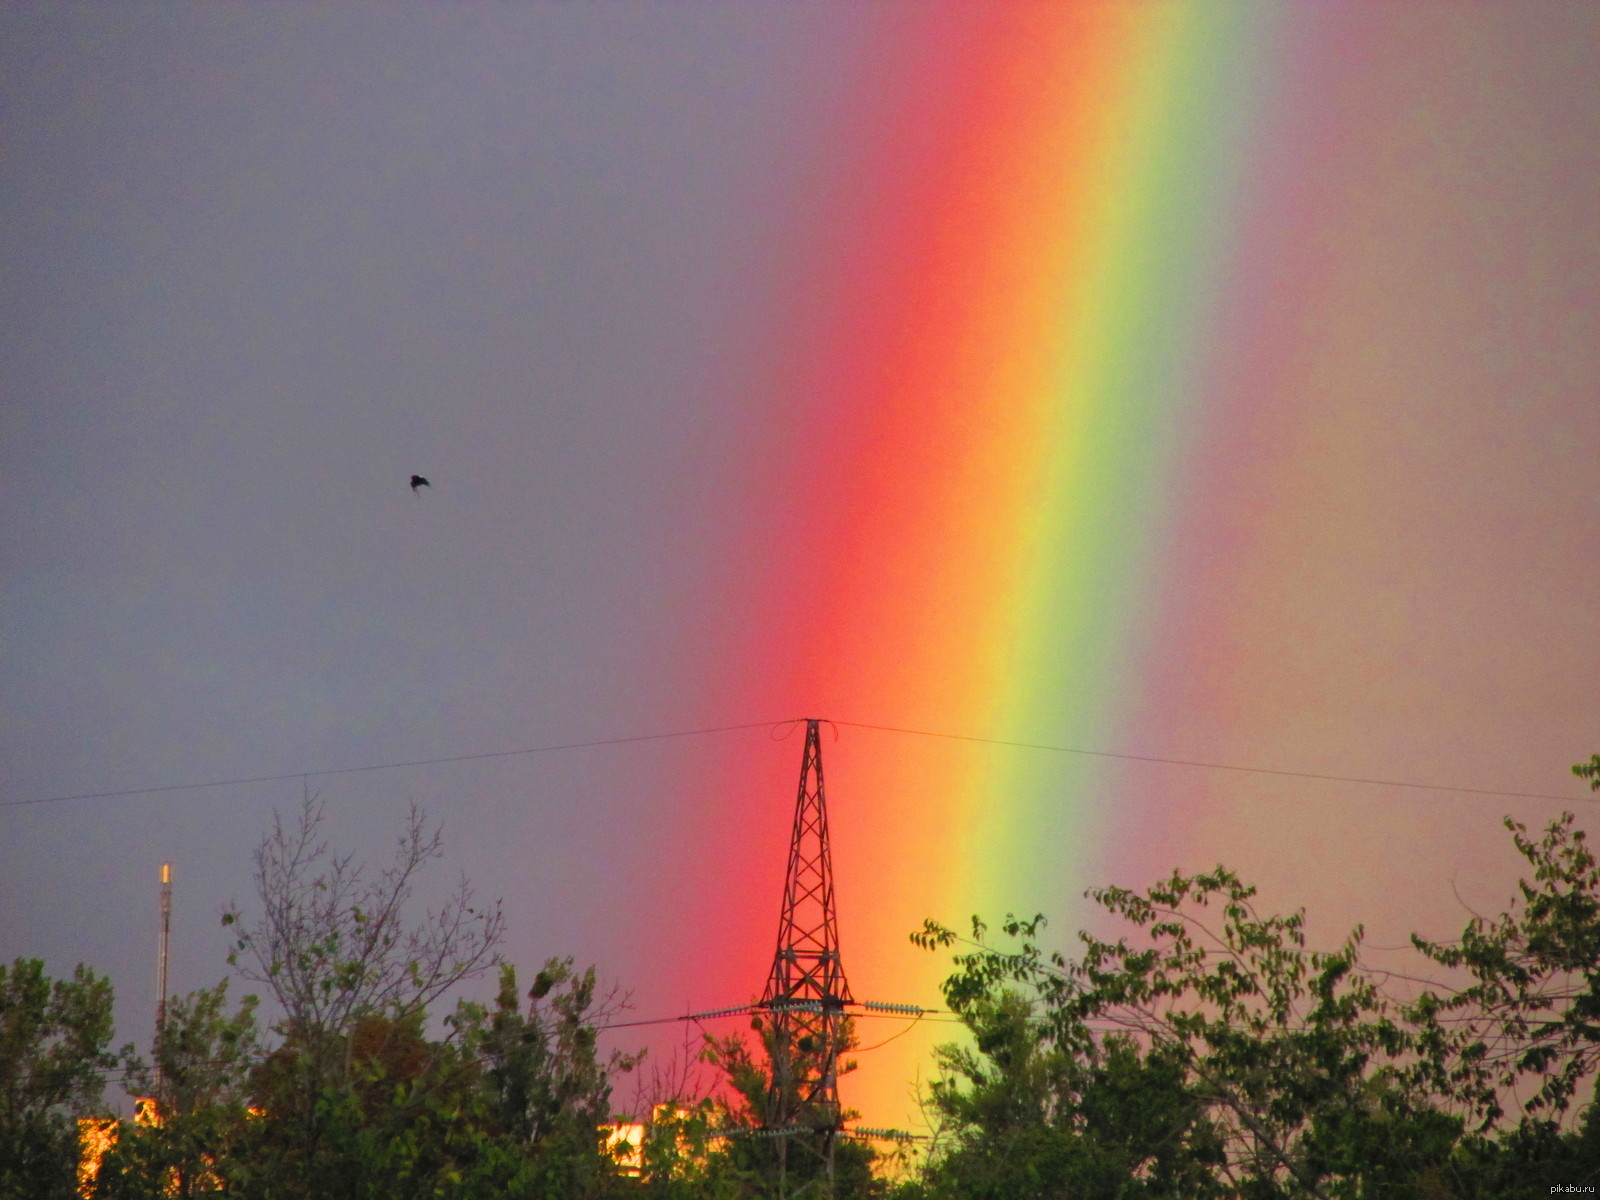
96, 979, 259, 1198
0, 958, 123, 1199
223, 795, 504, 1064
216, 796, 507, 1197
905, 756, 1600, 1197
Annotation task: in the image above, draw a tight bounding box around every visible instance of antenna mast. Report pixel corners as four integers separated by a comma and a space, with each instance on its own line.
155, 863, 171, 1104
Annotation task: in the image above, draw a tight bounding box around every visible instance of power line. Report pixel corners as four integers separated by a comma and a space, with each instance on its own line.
594, 1000, 950, 1034
93, 1005, 959, 1078
0, 722, 782, 810
4, 718, 1589, 812
833, 720, 1589, 805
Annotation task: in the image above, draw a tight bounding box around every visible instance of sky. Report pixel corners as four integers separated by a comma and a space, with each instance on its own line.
3, 3, 1598, 1135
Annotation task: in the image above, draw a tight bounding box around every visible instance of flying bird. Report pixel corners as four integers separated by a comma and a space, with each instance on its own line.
410, 475, 430, 493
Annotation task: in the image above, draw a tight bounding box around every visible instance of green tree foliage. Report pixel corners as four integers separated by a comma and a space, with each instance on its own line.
619, 1011, 884, 1199
632, 1018, 880, 1200
0, 958, 123, 1200
222, 795, 504, 1065
1574, 754, 1600, 793
912, 871, 1448, 1199
75, 763, 1600, 1197
95, 979, 259, 1199
1401, 809, 1600, 1191
227, 1009, 442, 1197
451, 958, 641, 1197
1410, 813, 1600, 1128
97, 964, 639, 1199
212, 794, 507, 1195
908, 769, 1600, 1198
96, 802, 645, 1199
897, 989, 1232, 1200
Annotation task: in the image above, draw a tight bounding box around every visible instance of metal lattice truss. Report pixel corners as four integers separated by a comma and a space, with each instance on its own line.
761, 719, 854, 1133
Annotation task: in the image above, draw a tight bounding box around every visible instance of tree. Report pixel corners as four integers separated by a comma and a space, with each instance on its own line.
224, 794, 505, 1062
905, 989, 1230, 1200
0, 958, 123, 1200
683, 1019, 880, 1200
211, 960, 643, 1200
908, 761, 1600, 1197
618, 1014, 884, 1199
451, 958, 640, 1197
217, 796, 506, 1198
1395, 781, 1600, 1191
912, 872, 1454, 1198
1574, 754, 1600, 793
96, 980, 260, 1199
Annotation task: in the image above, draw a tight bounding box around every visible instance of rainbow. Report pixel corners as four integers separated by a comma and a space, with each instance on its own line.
648, 6, 1456, 1132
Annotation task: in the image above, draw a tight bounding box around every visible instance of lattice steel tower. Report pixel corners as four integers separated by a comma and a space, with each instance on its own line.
761, 718, 853, 1187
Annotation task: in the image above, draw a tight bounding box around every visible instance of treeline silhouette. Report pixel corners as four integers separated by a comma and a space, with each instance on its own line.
5, 755, 1600, 1198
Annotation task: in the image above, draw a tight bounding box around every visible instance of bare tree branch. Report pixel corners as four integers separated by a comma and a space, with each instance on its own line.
224, 794, 505, 1064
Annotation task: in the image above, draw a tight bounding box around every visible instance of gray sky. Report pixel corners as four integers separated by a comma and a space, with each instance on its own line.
2, 0, 866, 1070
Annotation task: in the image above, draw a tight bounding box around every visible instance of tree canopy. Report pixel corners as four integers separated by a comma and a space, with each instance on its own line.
904, 795, 1600, 1198
10, 762, 1600, 1198
0, 957, 123, 1199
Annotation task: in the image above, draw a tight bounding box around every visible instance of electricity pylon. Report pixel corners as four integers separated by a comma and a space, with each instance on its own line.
761, 718, 853, 1195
